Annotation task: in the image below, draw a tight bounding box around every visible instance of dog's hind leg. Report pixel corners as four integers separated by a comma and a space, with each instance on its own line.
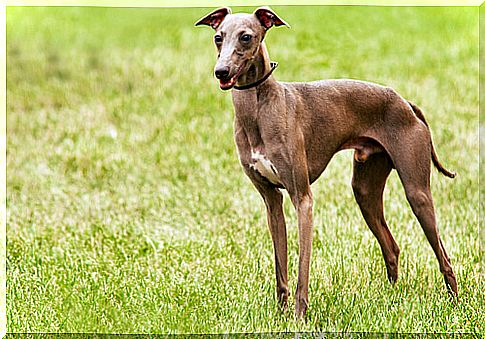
386, 124, 458, 297
352, 151, 400, 283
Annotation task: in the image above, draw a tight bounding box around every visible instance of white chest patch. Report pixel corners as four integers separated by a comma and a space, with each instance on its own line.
249, 150, 282, 185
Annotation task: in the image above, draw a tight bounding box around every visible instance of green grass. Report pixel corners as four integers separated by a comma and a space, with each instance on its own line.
6, 5, 483, 334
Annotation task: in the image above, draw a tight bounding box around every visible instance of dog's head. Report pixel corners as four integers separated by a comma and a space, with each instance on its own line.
195, 7, 289, 90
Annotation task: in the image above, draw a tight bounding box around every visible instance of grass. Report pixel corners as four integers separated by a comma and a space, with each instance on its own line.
6, 5, 483, 334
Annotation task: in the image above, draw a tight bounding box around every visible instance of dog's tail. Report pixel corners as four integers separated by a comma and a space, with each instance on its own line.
407, 101, 456, 179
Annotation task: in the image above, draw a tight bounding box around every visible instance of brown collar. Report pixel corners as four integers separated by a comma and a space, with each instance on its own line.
233, 61, 278, 90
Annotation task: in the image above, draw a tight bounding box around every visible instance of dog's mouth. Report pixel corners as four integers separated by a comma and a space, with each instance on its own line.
219, 63, 246, 90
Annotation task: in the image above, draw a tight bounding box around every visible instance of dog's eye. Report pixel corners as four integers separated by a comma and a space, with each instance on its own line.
214, 35, 223, 44
240, 34, 252, 43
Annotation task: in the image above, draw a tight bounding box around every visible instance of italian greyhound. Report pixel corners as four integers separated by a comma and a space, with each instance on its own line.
195, 6, 458, 318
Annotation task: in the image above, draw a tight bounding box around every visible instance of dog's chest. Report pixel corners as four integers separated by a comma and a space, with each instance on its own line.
249, 150, 282, 185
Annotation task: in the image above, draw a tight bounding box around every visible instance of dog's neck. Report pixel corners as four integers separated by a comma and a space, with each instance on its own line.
231, 42, 279, 153
235, 42, 277, 89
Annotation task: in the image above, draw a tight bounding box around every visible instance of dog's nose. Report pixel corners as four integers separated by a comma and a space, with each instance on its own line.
215, 67, 230, 79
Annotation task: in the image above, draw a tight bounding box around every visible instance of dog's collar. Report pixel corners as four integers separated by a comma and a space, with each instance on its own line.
233, 61, 278, 91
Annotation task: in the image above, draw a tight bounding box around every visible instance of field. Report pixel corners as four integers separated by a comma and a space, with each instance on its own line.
6, 5, 483, 334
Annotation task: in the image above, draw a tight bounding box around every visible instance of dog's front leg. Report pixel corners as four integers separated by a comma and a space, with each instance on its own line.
291, 189, 313, 319
242, 168, 290, 309
278, 135, 313, 319
234, 121, 289, 310
254, 181, 289, 310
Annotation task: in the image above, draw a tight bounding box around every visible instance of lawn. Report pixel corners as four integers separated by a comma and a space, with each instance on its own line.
6, 5, 483, 334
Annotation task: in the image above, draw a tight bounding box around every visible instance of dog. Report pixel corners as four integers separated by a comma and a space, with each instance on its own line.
195, 6, 458, 317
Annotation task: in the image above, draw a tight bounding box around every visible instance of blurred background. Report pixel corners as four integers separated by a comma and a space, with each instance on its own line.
6, 6, 482, 333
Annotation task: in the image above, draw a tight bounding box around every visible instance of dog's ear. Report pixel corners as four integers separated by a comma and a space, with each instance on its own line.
254, 7, 290, 30
195, 7, 232, 29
